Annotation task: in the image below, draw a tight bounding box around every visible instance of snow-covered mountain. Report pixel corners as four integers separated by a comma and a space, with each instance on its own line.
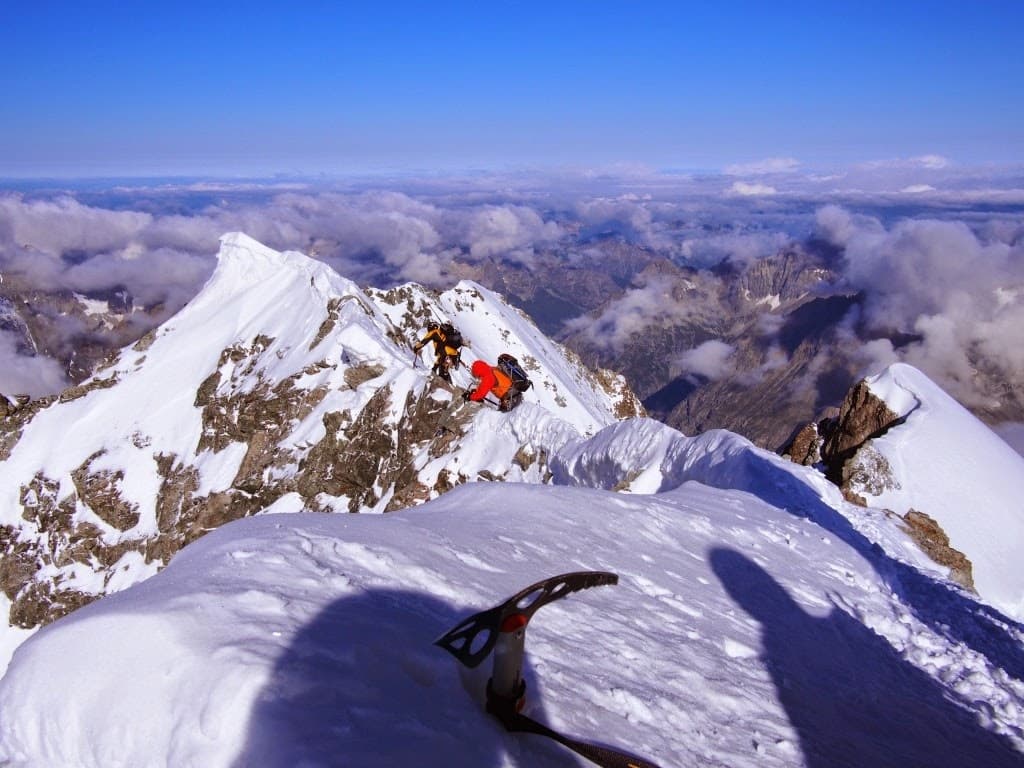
0, 232, 640, 649
786, 362, 1024, 623
2, 461, 1023, 766
848, 363, 1024, 621
2, 233, 1024, 767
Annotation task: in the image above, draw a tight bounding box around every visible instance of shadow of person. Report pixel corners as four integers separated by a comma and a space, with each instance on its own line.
711, 548, 1023, 768
688, 447, 1024, 685
231, 587, 577, 768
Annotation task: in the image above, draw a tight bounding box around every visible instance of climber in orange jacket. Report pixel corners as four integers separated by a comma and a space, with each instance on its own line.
462, 359, 521, 412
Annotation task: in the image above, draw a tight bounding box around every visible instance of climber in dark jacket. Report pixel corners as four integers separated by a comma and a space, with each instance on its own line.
414, 322, 460, 383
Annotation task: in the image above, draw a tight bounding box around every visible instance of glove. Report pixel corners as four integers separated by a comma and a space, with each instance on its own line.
461, 390, 472, 401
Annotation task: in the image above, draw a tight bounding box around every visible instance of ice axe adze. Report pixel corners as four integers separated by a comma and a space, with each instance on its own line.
435, 571, 661, 768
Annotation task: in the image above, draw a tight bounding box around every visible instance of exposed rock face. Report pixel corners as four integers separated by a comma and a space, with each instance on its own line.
785, 422, 823, 466
71, 451, 141, 531
821, 379, 902, 471
731, 250, 827, 308
902, 509, 975, 592
5, 470, 135, 628
1, 395, 54, 462
782, 375, 975, 591
839, 444, 901, 506
785, 377, 903, 494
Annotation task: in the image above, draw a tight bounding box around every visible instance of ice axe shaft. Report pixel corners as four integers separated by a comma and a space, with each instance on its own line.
434, 572, 662, 768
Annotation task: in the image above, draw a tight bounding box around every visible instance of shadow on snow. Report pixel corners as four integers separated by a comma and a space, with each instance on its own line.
676, 446, 1024, 687
231, 587, 583, 768
712, 548, 1023, 767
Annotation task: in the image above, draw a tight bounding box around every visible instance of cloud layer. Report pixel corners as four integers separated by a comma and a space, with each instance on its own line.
2, 166, 1023, 415
818, 205, 1024, 407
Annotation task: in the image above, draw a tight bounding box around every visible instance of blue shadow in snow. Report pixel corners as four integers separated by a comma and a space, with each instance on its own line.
712, 548, 1023, 767
683, 447, 1024, 686
231, 587, 579, 768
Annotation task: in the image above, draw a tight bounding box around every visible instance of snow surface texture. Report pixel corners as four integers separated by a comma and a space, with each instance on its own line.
2, 234, 1024, 766
2, 482, 1023, 767
866, 363, 1024, 620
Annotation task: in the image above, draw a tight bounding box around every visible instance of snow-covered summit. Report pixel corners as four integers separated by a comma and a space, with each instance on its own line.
0, 233, 639, 658
858, 362, 1024, 620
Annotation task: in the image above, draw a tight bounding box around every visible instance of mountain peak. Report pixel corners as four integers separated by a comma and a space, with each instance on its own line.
0, 233, 641, 638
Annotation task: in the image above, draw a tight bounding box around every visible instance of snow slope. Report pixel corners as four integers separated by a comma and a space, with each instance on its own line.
864, 363, 1024, 620
370, 279, 638, 435
1, 480, 1022, 768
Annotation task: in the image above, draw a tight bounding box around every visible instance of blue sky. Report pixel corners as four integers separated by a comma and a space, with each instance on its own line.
2, 1, 1022, 177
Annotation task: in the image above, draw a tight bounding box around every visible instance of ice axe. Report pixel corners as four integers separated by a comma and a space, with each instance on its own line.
435, 571, 661, 768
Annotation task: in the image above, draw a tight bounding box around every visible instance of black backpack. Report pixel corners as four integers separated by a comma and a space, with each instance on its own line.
440, 322, 464, 349
497, 353, 532, 393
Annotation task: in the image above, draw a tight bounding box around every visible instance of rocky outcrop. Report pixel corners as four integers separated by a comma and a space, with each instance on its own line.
784, 422, 823, 466
5, 471, 140, 628
821, 379, 902, 471
785, 378, 902, 496
71, 451, 141, 531
901, 509, 975, 592
782, 376, 975, 592
839, 444, 901, 506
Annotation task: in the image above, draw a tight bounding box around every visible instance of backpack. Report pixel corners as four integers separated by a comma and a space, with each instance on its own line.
440, 322, 464, 349
496, 353, 532, 393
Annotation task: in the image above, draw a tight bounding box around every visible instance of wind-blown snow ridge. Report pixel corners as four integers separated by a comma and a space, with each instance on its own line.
863, 362, 1024, 621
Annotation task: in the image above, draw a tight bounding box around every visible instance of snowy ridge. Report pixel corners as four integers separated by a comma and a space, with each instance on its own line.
0, 232, 640, 663
863, 362, 1024, 620
2, 481, 1022, 767
369, 279, 638, 434
552, 418, 947, 578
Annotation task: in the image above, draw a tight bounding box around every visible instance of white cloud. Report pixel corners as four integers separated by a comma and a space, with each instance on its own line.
0, 331, 70, 397
458, 205, 561, 264
564, 274, 717, 353
860, 155, 951, 171
679, 230, 790, 268
727, 181, 777, 197
814, 204, 883, 248
574, 197, 661, 246
832, 206, 1024, 407
916, 154, 951, 170
675, 340, 736, 380
724, 157, 801, 176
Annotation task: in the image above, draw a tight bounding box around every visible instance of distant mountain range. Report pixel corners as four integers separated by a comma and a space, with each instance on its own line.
5, 228, 1022, 454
